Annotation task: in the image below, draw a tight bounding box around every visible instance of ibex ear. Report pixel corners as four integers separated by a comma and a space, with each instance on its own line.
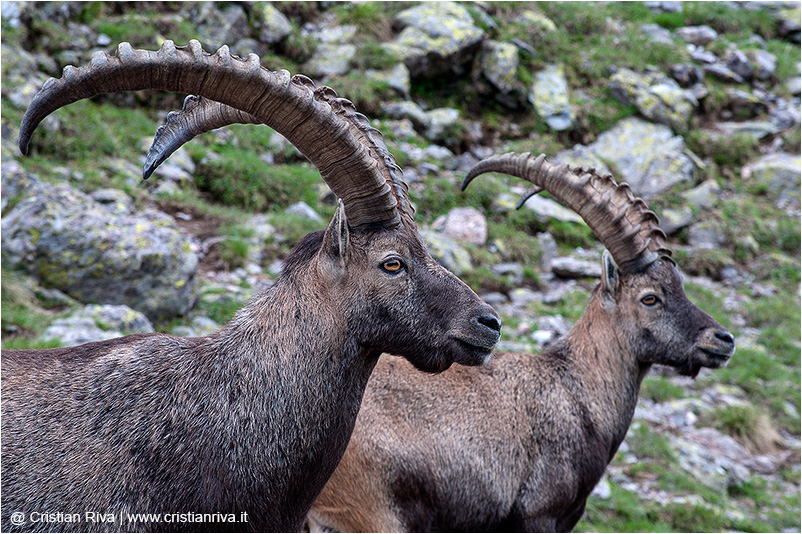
600, 250, 619, 303
321, 200, 350, 268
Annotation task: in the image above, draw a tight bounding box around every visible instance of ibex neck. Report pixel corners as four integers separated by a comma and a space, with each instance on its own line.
562, 294, 646, 452
201, 278, 379, 529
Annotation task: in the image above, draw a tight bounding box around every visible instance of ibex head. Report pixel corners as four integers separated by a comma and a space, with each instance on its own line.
18, 40, 501, 372
465, 152, 734, 377
598, 251, 734, 377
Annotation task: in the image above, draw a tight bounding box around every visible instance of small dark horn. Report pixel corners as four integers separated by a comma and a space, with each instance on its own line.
515, 185, 545, 210
144, 95, 262, 180
144, 92, 415, 224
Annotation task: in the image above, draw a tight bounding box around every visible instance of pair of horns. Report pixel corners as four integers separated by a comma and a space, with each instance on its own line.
137, 94, 671, 274
19, 41, 669, 272
19, 40, 412, 229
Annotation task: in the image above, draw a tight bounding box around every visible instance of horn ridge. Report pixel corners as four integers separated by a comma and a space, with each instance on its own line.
19, 40, 400, 228
465, 152, 672, 271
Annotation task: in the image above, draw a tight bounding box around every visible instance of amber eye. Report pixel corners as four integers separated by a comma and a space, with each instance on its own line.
382, 259, 404, 273
641, 295, 659, 306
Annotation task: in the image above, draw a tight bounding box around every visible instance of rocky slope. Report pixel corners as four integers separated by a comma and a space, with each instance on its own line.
1, 2, 799, 531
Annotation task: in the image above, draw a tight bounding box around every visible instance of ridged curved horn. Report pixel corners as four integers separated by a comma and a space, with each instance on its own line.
143, 91, 415, 223
19, 40, 401, 229
144, 94, 262, 180
463, 152, 672, 274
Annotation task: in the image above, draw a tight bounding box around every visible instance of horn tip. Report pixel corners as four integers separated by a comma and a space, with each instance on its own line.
18, 137, 29, 156
142, 163, 154, 180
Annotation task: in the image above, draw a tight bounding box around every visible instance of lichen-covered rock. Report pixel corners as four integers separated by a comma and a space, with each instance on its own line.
490, 192, 519, 214
419, 229, 473, 276
670, 428, 751, 492
1, 161, 42, 213
285, 201, 322, 222
724, 49, 754, 82
171, 315, 221, 338
252, 3, 292, 44
551, 257, 602, 279
553, 144, 613, 175
384, 101, 463, 145
688, 220, 727, 249
747, 49, 778, 80
703, 62, 746, 84
742, 152, 801, 212
1, 169, 198, 320
785, 76, 802, 97
7, 77, 46, 112
479, 40, 519, 94
661, 206, 695, 235
435, 207, 487, 246
75, 304, 155, 334
609, 67, 698, 132
90, 188, 136, 217
682, 179, 721, 210
365, 63, 411, 97
645, 1, 683, 13
714, 120, 780, 139
0, 0, 24, 27
521, 194, 584, 224
777, 6, 801, 43
676, 25, 718, 45
670, 63, 705, 87
312, 24, 358, 44
2, 43, 52, 93
42, 316, 122, 347
519, 11, 557, 33
725, 88, 767, 117
641, 23, 675, 45
381, 100, 430, 125
304, 43, 357, 77
423, 107, 461, 143
390, 1, 485, 78
691, 48, 719, 64
529, 64, 574, 131
195, 3, 249, 52
589, 117, 694, 198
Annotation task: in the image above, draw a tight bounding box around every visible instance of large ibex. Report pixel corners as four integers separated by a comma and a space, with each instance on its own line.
1, 41, 501, 533
301, 154, 736, 532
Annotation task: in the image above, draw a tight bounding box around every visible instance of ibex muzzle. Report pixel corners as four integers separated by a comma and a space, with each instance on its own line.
2, 40, 500, 533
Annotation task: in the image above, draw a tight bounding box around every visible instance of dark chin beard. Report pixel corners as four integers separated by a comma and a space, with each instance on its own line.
678, 362, 702, 378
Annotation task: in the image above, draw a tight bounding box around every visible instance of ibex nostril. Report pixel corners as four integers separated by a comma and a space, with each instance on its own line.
715, 331, 735, 345
477, 314, 502, 333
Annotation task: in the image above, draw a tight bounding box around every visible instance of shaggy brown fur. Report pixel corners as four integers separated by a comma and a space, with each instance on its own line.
307, 255, 735, 532
2, 211, 500, 533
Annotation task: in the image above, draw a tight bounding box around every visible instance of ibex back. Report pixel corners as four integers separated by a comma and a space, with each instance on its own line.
305, 153, 736, 532
1, 41, 501, 533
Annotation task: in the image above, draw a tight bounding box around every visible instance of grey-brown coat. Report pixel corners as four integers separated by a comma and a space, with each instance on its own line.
1, 41, 501, 533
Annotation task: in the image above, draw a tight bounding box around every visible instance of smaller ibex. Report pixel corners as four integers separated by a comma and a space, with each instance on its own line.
1, 41, 501, 533
304, 153, 736, 532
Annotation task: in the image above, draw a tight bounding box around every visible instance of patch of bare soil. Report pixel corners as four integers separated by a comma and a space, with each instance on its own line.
156, 200, 226, 274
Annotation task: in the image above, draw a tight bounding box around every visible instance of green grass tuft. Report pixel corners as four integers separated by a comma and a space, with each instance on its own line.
641, 376, 686, 403
195, 157, 321, 212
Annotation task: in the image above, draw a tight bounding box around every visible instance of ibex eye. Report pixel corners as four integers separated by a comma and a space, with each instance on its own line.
382, 259, 404, 273
641, 295, 659, 306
